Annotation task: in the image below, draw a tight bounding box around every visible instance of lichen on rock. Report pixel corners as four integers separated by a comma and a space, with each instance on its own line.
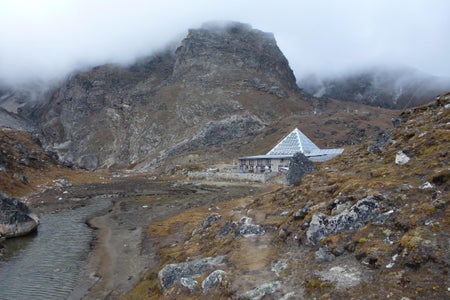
202, 269, 226, 292
306, 195, 382, 245
234, 217, 265, 238
158, 255, 225, 291
239, 281, 282, 300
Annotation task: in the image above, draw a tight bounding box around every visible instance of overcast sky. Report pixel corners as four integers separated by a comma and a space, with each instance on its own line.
1, 0, 449, 86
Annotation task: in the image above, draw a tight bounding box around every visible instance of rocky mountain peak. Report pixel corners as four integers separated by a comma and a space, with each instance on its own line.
173, 22, 298, 93
14, 22, 307, 170
7, 22, 402, 172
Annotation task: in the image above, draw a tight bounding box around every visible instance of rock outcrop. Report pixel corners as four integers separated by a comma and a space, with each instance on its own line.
286, 152, 315, 184
0, 191, 39, 238
234, 217, 265, 238
78, 154, 99, 171
239, 281, 282, 300
158, 255, 225, 291
306, 195, 381, 245
173, 22, 298, 93
201, 269, 226, 292
0, 128, 62, 196
367, 130, 392, 154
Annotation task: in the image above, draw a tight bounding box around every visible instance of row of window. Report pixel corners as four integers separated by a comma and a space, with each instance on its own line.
239, 158, 287, 166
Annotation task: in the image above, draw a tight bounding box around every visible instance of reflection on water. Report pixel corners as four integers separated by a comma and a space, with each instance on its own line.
1, 231, 37, 260
0, 199, 110, 300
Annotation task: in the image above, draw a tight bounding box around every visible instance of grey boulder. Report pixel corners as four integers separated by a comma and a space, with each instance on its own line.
0, 191, 39, 238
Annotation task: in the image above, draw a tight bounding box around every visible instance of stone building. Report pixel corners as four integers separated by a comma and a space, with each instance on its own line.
238, 128, 343, 173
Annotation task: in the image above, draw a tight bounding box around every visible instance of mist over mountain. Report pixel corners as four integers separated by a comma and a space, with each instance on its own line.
298, 65, 450, 109
0, 81, 54, 114
4, 22, 395, 172
1, 17, 448, 299
18, 22, 304, 170
0, 107, 31, 131
1, 1, 449, 87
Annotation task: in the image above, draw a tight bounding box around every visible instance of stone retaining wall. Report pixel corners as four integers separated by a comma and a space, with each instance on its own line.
187, 171, 279, 183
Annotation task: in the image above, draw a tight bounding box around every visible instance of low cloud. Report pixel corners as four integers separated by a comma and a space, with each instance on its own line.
1, 0, 449, 86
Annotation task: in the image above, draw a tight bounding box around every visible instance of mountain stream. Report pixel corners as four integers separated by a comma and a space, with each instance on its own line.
0, 198, 110, 300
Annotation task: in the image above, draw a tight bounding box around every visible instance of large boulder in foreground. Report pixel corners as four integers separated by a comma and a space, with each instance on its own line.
286, 152, 315, 184
0, 191, 39, 238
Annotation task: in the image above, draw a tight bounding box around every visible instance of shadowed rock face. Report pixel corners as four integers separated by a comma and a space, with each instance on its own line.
0, 191, 39, 238
22, 22, 303, 170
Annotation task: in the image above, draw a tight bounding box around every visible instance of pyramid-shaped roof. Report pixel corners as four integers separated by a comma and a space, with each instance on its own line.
266, 128, 320, 156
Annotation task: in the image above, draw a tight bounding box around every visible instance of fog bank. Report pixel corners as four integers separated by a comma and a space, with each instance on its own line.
1, 0, 449, 86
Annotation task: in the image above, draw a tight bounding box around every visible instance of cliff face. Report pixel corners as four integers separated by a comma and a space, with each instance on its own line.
173, 22, 298, 93
23, 22, 306, 170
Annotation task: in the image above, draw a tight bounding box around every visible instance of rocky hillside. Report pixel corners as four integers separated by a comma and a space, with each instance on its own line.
0, 129, 59, 196
299, 66, 450, 109
16, 22, 396, 172
0, 82, 51, 131
125, 93, 449, 299
0, 108, 31, 131
0, 128, 96, 198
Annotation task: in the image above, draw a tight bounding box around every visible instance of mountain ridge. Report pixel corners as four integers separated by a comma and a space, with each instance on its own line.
0, 22, 414, 173
298, 65, 450, 109
11, 22, 394, 172
24, 22, 303, 170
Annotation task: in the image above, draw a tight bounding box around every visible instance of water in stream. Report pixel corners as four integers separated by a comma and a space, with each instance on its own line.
0, 198, 110, 300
